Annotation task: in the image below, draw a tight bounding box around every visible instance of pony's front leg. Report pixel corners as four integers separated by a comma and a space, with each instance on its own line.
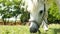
42, 19, 48, 31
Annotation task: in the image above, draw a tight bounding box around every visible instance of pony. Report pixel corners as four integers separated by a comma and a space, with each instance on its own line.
25, 0, 48, 33
24, 0, 60, 33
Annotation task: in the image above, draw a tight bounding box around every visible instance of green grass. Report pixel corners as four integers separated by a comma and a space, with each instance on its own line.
0, 24, 60, 34
40, 24, 60, 34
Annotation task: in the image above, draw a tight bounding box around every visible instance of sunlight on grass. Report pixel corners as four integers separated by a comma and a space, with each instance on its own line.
0, 24, 60, 34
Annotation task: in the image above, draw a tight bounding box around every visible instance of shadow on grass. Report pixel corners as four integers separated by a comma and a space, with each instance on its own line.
53, 29, 60, 34
49, 28, 60, 34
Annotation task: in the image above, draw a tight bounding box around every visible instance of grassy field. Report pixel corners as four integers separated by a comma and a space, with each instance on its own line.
0, 24, 60, 34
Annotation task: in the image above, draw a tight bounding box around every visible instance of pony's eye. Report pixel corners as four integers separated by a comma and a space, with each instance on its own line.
39, 10, 43, 14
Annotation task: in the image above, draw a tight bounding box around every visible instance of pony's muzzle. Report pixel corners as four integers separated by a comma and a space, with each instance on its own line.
29, 21, 39, 33
30, 26, 39, 33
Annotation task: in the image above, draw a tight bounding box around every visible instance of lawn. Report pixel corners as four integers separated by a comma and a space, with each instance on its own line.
0, 24, 60, 34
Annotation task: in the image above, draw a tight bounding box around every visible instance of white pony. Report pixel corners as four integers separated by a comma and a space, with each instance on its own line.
24, 0, 60, 33
25, 0, 48, 33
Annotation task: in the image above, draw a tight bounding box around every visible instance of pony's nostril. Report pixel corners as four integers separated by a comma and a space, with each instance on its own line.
30, 28, 38, 33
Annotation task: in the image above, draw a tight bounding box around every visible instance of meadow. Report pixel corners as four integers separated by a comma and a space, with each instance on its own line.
0, 24, 60, 34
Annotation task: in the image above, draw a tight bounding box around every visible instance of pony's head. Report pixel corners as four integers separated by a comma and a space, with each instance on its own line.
26, 0, 45, 33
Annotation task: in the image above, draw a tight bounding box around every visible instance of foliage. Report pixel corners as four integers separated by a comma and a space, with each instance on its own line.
0, 0, 22, 18
20, 12, 30, 23
0, 0, 29, 24
48, 2, 60, 23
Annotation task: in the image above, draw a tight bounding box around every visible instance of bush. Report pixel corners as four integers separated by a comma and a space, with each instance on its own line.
0, 0, 29, 24
48, 2, 60, 23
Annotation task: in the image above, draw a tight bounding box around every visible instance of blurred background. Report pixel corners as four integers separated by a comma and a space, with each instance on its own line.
0, 0, 60, 25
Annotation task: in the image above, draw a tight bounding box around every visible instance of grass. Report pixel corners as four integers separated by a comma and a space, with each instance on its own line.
40, 24, 60, 34
0, 24, 60, 34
